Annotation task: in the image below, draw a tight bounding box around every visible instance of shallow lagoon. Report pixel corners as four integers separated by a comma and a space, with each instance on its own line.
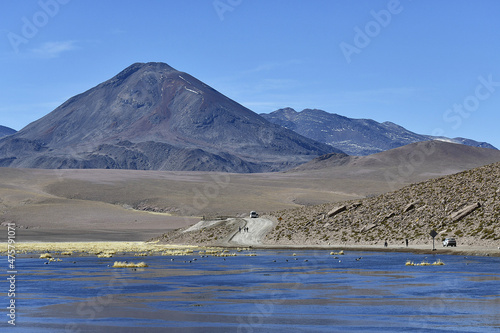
5, 250, 500, 332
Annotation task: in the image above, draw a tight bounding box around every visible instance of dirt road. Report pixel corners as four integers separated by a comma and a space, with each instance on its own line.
228, 217, 275, 246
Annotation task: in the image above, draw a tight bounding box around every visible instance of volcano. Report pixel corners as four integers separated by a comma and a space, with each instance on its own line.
0, 62, 339, 172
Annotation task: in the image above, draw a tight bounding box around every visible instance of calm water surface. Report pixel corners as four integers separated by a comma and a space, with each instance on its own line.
3, 250, 500, 332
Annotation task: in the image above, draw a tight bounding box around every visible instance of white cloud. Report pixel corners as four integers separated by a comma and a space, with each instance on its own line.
31, 41, 78, 58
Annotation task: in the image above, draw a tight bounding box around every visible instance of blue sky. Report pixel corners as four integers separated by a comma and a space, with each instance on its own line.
1, 0, 499, 148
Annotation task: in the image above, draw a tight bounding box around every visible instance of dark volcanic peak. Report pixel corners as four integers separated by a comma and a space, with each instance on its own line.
261, 108, 497, 155
114, 62, 176, 80
0, 125, 16, 138
0, 62, 339, 172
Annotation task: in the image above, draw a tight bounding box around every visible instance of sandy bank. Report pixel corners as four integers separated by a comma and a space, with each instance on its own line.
236, 244, 500, 257
1, 240, 498, 258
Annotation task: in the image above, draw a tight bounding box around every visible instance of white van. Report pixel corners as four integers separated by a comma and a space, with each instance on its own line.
250, 211, 259, 218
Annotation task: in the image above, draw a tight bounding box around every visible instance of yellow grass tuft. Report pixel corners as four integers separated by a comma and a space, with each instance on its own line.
204, 249, 221, 255
97, 253, 114, 258
406, 259, 444, 266
416, 261, 430, 266
40, 253, 52, 259
2, 242, 200, 257
112, 261, 148, 268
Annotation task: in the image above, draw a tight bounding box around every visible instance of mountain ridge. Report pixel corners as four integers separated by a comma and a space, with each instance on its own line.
0, 125, 16, 138
261, 108, 496, 155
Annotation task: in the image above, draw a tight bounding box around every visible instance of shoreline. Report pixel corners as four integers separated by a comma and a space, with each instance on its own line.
2, 241, 499, 257
234, 244, 500, 257
154, 217, 500, 257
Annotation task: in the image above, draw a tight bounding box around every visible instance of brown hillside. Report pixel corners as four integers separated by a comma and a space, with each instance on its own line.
291, 140, 500, 192
266, 161, 500, 247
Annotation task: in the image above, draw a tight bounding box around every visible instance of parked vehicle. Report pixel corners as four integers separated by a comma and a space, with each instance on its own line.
250, 211, 259, 218
443, 238, 457, 247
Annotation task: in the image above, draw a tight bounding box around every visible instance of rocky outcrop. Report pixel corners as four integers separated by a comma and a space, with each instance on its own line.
351, 202, 362, 209
449, 202, 481, 222
403, 202, 417, 213
360, 223, 377, 233
384, 212, 395, 219
327, 205, 346, 218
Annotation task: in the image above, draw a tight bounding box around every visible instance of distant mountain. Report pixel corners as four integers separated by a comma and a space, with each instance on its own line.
0, 63, 340, 172
261, 108, 497, 155
0, 125, 16, 138
291, 140, 500, 189
294, 140, 500, 172
441, 137, 496, 150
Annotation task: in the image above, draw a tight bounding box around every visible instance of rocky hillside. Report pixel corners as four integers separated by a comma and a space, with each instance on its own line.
0, 63, 338, 172
265, 161, 500, 247
261, 108, 496, 155
0, 125, 16, 138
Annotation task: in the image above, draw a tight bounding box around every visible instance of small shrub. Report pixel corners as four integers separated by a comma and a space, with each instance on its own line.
112, 261, 148, 268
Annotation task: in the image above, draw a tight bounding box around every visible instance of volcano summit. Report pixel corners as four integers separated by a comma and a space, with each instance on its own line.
0, 62, 339, 172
